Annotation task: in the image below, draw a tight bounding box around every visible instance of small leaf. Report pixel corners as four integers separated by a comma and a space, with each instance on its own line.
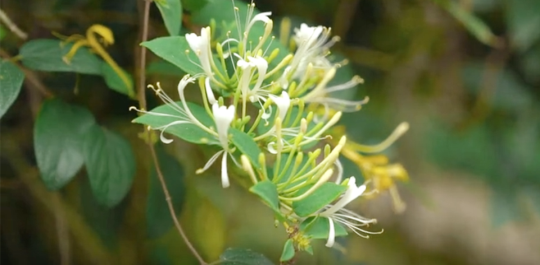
19, 39, 102, 74
83, 125, 135, 207
292, 182, 347, 217
34, 99, 96, 190
142, 36, 202, 75
147, 145, 186, 239
101, 62, 134, 97
0, 60, 24, 119
249, 180, 279, 211
132, 101, 219, 145
280, 239, 295, 262
155, 0, 182, 36
300, 216, 347, 239
219, 248, 273, 265
230, 128, 261, 169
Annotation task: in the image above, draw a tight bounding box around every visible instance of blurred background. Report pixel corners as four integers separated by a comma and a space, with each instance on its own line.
1, 0, 539, 264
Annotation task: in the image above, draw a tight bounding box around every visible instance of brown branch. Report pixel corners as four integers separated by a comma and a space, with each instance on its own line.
137, 1, 206, 264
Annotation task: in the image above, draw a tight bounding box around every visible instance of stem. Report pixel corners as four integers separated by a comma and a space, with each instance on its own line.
0, 9, 28, 40
137, 1, 206, 264
0, 49, 54, 98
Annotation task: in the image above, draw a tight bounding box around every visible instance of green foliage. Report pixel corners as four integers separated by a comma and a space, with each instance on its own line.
146, 145, 186, 239
300, 216, 347, 239
292, 183, 347, 217
181, 0, 209, 12
506, 0, 540, 52
0, 60, 24, 119
280, 239, 295, 262
249, 180, 280, 211
101, 62, 135, 97
230, 128, 262, 168
147, 60, 185, 77
34, 99, 96, 190
141, 36, 202, 75
83, 125, 135, 207
155, 0, 183, 36
19, 39, 102, 74
219, 248, 273, 265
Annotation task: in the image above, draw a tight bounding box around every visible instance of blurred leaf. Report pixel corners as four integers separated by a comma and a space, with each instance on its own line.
132, 101, 220, 145
0, 60, 24, 119
292, 183, 347, 217
280, 239, 295, 262
83, 125, 135, 207
491, 186, 521, 227
155, 0, 182, 36
506, 0, 540, 52
142, 36, 202, 75
192, 198, 226, 261
34, 99, 96, 190
19, 39, 102, 74
231, 128, 262, 168
0, 24, 5, 41
101, 62, 135, 97
181, 0, 209, 12
519, 45, 540, 83
249, 180, 279, 211
147, 60, 185, 76
300, 216, 347, 239
147, 145, 186, 239
434, 0, 499, 47
219, 248, 273, 265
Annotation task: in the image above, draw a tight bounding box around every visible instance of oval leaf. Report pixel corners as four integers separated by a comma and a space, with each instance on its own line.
146, 145, 186, 239
83, 125, 135, 207
292, 182, 347, 217
141, 36, 202, 75
0, 60, 24, 119
280, 239, 295, 262
34, 98, 96, 190
299, 216, 347, 239
155, 0, 182, 36
132, 101, 219, 145
231, 129, 261, 169
20, 39, 102, 74
219, 248, 273, 265
101, 62, 135, 97
249, 180, 279, 211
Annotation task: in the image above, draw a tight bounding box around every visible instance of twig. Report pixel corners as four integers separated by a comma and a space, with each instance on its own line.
0, 9, 28, 40
137, 1, 207, 264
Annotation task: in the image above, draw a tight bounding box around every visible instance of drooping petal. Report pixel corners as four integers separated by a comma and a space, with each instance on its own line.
321, 177, 366, 216
221, 152, 230, 188
325, 217, 336, 247
205, 77, 217, 105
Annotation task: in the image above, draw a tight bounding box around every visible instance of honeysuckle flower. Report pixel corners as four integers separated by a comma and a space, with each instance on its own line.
318, 177, 379, 247
204, 76, 217, 105
196, 103, 236, 188
237, 55, 269, 102
269, 91, 291, 121
129, 75, 217, 144
186, 27, 213, 77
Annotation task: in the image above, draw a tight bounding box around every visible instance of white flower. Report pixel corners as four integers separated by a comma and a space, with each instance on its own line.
204, 77, 217, 105
197, 103, 236, 188
129, 75, 216, 144
185, 27, 213, 77
269, 91, 291, 121
318, 177, 379, 247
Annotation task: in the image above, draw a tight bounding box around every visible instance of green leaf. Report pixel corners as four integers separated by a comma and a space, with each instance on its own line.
83, 125, 135, 207
101, 62, 135, 97
19, 39, 102, 74
230, 128, 261, 169
146, 145, 186, 239
219, 248, 273, 265
155, 0, 182, 36
34, 99, 96, 190
0, 24, 6, 41
142, 36, 202, 75
0, 60, 24, 119
132, 101, 220, 145
300, 216, 347, 239
280, 239, 295, 262
292, 182, 347, 217
434, 0, 499, 47
506, 0, 540, 52
147, 60, 185, 76
181, 0, 209, 12
249, 180, 279, 211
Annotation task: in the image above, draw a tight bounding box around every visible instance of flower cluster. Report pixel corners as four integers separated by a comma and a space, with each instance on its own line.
132, 0, 409, 259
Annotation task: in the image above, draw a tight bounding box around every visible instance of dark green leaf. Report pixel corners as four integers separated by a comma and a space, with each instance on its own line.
20, 39, 102, 74
0, 60, 24, 119
147, 60, 185, 76
83, 125, 135, 207
506, 0, 540, 52
249, 180, 279, 211
101, 62, 135, 97
147, 145, 186, 238
34, 99, 96, 190
300, 216, 347, 239
280, 239, 295, 262
292, 183, 347, 217
231, 128, 261, 169
219, 248, 273, 265
0, 25, 6, 41
155, 0, 183, 36
132, 101, 220, 145
142, 36, 202, 75
181, 0, 209, 12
